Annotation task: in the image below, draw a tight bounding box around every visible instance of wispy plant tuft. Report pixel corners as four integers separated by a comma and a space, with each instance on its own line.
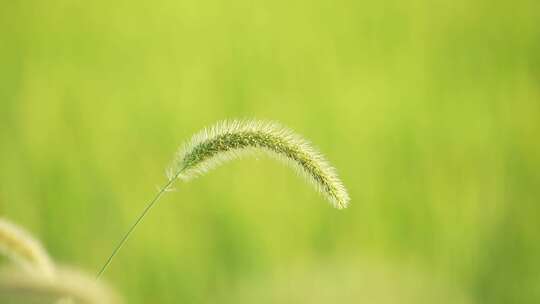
169, 119, 349, 208
0, 267, 122, 304
0, 218, 55, 279
0, 218, 122, 303
97, 119, 349, 278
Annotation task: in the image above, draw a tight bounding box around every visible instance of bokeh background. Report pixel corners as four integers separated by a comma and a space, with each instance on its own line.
1, 1, 539, 303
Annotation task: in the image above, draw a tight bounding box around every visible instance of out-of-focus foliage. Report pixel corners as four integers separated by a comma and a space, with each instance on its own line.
1, 0, 539, 303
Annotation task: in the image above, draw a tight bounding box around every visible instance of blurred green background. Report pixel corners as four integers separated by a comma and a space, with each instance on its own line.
1, 0, 539, 303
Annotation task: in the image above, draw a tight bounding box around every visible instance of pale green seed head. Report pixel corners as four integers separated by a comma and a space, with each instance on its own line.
168, 120, 350, 209
0, 267, 123, 304
0, 218, 55, 278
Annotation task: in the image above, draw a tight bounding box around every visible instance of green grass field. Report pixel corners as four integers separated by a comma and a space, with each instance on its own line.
1, 1, 539, 303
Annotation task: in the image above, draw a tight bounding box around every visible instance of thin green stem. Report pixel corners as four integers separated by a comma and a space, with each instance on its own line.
96, 173, 181, 279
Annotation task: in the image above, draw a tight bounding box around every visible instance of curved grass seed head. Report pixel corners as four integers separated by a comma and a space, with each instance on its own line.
0, 267, 122, 304
169, 120, 350, 209
98, 119, 350, 279
0, 218, 55, 278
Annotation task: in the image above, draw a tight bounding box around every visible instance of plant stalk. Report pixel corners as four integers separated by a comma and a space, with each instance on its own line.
96, 173, 180, 279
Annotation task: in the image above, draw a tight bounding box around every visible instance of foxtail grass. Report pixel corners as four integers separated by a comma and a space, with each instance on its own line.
0, 266, 122, 304
0, 218, 55, 279
97, 119, 349, 278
